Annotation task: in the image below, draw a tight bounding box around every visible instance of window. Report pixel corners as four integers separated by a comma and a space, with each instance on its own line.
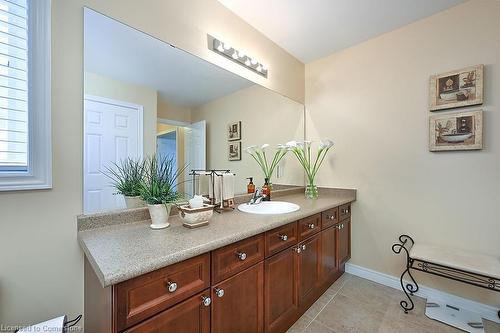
0, 0, 51, 191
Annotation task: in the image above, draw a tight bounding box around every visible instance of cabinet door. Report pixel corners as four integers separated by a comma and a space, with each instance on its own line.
337, 219, 351, 267
124, 290, 211, 333
265, 247, 299, 333
298, 233, 321, 306
212, 263, 264, 333
320, 226, 338, 284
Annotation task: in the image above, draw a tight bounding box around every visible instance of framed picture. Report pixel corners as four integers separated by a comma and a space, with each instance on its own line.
429, 110, 483, 151
228, 121, 241, 141
429, 64, 483, 111
228, 141, 241, 161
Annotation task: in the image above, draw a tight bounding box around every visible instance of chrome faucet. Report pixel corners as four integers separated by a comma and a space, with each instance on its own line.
248, 188, 264, 205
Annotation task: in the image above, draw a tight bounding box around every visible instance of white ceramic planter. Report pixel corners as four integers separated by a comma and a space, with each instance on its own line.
147, 203, 171, 229
124, 196, 145, 209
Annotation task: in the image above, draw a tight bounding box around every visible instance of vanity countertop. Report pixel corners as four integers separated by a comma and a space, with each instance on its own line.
78, 188, 356, 287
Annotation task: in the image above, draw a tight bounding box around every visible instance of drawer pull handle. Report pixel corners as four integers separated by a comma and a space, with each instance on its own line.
237, 252, 247, 261
301, 244, 306, 251
342, 208, 350, 214
214, 288, 225, 298
201, 296, 211, 307
279, 234, 288, 241
307, 223, 315, 229
294, 246, 302, 254
166, 281, 177, 293
327, 215, 336, 220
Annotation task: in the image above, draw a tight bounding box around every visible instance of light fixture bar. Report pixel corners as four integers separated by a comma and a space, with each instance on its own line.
210, 36, 268, 78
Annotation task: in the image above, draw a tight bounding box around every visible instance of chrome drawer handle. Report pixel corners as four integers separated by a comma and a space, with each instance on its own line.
301, 244, 306, 251
327, 215, 336, 220
294, 246, 301, 254
237, 252, 247, 261
166, 281, 177, 293
279, 234, 288, 241
201, 296, 211, 307
342, 208, 350, 214
214, 288, 225, 298
307, 223, 315, 229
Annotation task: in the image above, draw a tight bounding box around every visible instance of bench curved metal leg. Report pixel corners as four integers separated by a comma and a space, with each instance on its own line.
392, 235, 418, 314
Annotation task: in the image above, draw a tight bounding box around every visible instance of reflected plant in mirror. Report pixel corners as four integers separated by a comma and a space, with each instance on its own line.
103, 158, 146, 209
287, 139, 335, 199
244, 144, 288, 189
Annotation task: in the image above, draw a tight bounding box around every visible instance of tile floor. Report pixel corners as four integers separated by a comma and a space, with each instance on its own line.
287, 273, 500, 333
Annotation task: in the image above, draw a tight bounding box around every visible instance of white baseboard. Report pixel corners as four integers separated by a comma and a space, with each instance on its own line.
345, 263, 500, 323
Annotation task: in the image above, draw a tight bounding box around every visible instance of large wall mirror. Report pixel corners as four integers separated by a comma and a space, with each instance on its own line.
83, 8, 305, 214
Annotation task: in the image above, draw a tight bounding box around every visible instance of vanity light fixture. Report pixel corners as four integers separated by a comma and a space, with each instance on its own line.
210, 36, 268, 78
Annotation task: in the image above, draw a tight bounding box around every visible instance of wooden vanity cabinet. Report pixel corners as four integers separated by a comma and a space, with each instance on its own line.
297, 233, 322, 307
211, 263, 264, 333
337, 218, 351, 268
123, 290, 211, 333
85, 202, 353, 333
264, 246, 299, 333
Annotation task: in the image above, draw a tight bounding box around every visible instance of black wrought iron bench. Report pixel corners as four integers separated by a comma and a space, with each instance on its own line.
392, 234, 500, 318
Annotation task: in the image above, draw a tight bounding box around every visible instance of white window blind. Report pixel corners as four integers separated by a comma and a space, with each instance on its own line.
0, 0, 28, 172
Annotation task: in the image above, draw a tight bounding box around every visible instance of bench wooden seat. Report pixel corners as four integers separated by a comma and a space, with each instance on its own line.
392, 235, 500, 317
410, 244, 500, 280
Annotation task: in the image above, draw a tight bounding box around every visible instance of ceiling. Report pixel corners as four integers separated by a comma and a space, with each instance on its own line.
218, 0, 466, 63
84, 9, 253, 107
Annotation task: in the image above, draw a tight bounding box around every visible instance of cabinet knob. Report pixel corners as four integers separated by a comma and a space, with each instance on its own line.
335, 224, 341, 230
294, 246, 301, 254
343, 208, 350, 214
307, 223, 315, 229
279, 234, 288, 241
214, 288, 225, 298
237, 252, 247, 261
201, 296, 211, 307
166, 281, 177, 293
327, 215, 336, 220
301, 244, 306, 251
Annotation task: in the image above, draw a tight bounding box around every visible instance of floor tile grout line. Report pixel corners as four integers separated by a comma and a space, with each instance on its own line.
301, 274, 352, 332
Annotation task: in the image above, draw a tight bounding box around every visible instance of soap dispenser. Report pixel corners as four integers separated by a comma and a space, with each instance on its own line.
262, 178, 271, 201
247, 177, 255, 194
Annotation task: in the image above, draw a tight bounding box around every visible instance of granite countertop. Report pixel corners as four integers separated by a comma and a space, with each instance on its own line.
78, 188, 356, 287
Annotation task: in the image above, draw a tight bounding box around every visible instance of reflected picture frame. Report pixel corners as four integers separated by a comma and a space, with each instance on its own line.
429, 64, 484, 111
429, 110, 483, 151
228, 121, 241, 141
228, 141, 241, 161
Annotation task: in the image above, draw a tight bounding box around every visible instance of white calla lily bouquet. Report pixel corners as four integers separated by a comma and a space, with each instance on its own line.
286, 139, 334, 198
244, 144, 288, 185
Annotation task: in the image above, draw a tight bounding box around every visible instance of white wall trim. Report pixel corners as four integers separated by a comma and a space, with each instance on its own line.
157, 117, 191, 127
345, 263, 500, 323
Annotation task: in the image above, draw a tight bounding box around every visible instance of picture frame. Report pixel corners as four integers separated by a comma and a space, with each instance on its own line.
228, 141, 241, 161
429, 110, 483, 152
429, 64, 483, 111
228, 121, 241, 141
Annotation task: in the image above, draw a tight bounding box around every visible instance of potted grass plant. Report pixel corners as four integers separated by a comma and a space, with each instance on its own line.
139, 155, 186, 229
104, 157, 146, 209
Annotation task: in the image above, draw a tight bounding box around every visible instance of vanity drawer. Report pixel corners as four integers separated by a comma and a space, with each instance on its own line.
265, 222, 298, 257
339, 203, 351, 221
114, 253, 210, 332
212, 234, 265, 284
322, 207, 339, 229
298, 214, 321, 241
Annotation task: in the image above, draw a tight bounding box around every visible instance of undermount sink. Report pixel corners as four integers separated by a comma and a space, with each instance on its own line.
237, 201, 300, 215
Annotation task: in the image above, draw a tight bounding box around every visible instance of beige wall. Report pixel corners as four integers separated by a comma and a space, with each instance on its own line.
305, 0, 500, 307
192, 85, 304, 193
85, 72, 158, 155
157, 97, 192, 124
0, 0, 303, 328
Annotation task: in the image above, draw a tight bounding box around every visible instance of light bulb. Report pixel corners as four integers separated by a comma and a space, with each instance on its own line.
262, 64, 268, 71
217, 44, 224, 52
250, 58, 258, 66
223, 43, 232, 51
256, 65, 262, 72
245, 58, 251, 66
232, 51, 238, 59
